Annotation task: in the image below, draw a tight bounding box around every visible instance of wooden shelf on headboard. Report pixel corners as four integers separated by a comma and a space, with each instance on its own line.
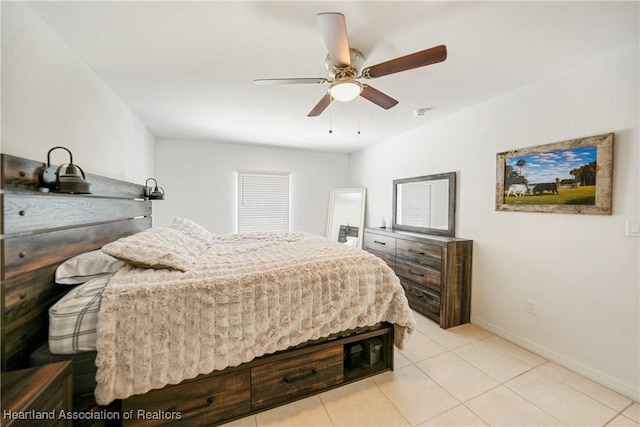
0, 154, 153, 371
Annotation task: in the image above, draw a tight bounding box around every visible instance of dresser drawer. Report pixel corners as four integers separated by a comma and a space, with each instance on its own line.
396, 239, 442, 269
364, 232, 396, 257
122, 369, 250, 426
400, 279, 441, 322
251, 346, 343, 410
366, 250, 395, 269
396, 259, 441, 290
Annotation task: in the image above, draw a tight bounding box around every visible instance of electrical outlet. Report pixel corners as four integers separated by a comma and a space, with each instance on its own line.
527, 299, 538, 315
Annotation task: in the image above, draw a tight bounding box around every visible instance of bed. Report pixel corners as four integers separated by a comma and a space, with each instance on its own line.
0, 153, 415, 426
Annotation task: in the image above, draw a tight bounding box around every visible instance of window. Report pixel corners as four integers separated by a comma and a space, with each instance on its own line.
237, 171, 290, 233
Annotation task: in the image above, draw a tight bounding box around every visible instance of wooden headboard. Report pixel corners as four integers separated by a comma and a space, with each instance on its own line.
0, 154, 152, 371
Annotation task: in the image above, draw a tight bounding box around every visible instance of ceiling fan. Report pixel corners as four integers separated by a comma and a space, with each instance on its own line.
254, 12, 447, 117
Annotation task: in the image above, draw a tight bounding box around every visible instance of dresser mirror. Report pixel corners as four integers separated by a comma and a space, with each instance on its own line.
392, 172, 456, 237
326, 188, 366, 248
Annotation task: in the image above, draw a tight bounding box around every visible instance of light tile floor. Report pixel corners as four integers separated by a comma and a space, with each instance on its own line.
222, 311, 639, 426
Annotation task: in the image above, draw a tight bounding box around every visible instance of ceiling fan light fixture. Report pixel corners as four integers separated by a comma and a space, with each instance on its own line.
329, 79, 362, 102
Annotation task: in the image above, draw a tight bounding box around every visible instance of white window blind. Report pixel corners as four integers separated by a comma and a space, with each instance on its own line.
237, 171, 290, 233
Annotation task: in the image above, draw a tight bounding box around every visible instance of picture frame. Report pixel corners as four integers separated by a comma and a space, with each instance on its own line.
495, 133, 614, 215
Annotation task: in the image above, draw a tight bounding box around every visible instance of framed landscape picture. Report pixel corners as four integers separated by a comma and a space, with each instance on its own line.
495, 133, 614, 215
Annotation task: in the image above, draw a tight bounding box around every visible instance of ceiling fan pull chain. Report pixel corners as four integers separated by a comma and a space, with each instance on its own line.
328, 94, 333, 134
357, 96, 361, 135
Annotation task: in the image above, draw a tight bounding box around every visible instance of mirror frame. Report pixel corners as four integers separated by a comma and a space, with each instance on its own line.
392, 172, 456, 237
326, 188, 367, 248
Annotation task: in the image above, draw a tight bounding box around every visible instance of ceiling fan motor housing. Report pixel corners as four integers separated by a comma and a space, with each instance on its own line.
325, 48, 364, 79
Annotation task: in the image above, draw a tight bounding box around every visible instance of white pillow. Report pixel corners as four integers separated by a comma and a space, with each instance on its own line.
55, 250, 125, 285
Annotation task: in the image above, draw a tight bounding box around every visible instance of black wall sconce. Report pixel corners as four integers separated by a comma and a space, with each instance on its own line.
38, 146, 92, 194
145, 178, 165, 200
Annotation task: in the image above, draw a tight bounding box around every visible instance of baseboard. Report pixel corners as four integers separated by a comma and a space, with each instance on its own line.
470, 315, 639, 402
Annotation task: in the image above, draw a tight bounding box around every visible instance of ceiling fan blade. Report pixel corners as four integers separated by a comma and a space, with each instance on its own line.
362, 45, 447, 79
307, 93, 332, 117
254, 78, 328, 85
317, 12, 351, 67
360, 85, 398, 110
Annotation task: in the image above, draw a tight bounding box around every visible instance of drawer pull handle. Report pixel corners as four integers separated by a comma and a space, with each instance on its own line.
167, 396, 216, 414
283, 368, 318, 384
408, 269, 425, 277
408, 249, 425, 255
373, 240, 386, 246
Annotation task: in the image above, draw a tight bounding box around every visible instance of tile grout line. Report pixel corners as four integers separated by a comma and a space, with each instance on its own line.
370, 376, 415, 427
317, 393, 337, 427
411, 315, 640, 426
408, 323, 568, 427
533, 364, 636, 413
399, 328, 498, 426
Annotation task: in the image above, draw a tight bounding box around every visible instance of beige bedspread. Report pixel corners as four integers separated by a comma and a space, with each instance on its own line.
95, 232, 415, 405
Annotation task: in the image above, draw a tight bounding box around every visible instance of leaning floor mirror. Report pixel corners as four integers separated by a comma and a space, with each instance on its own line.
326, 188, 366, 248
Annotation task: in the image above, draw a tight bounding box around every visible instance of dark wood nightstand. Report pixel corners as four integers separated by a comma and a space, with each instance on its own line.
2, 361, 73, 426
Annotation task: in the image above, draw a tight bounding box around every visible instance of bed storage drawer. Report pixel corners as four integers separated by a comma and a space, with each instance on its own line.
118, 325, 393, 426
251, 345, 343, 410
122, 369, 250, 426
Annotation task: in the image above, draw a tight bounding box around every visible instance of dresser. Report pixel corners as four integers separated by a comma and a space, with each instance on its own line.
364, 228, 473, 329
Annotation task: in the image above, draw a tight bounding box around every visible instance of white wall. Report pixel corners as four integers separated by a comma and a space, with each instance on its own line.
352, 46, 640, 400
154, 138, 350, 236
1, 2, 154, 183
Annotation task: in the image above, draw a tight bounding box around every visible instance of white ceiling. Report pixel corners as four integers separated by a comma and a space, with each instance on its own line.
27, 1, 639, 154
